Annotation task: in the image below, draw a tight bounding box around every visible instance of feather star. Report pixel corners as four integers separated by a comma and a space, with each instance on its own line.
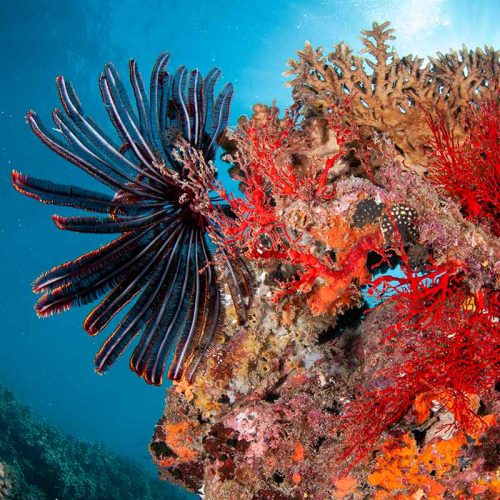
12, 52, 253, 385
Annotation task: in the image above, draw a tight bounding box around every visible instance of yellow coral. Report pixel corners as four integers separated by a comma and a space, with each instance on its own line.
368, 423, 499, 500
368, 433, 467, 499
368, 432, 462, 499
173, 377, 195, 401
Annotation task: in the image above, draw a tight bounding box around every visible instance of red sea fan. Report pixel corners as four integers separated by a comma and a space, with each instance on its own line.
335, 254, 499, 473
212, 103, 369, 309
425, 99, 500, 236
12, 53, 253, 385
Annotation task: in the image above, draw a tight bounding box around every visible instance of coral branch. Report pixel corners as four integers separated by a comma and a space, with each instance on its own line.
425, 99, 500, 236
286, 21, 499, 167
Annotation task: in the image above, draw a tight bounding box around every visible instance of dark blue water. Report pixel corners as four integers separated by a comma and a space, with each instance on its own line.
0, 0, 498, 496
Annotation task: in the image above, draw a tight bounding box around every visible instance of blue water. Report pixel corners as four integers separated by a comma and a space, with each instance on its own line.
0, 0, 498, 496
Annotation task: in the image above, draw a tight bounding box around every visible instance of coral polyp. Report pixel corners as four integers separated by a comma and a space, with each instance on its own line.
12, 53, 253, 385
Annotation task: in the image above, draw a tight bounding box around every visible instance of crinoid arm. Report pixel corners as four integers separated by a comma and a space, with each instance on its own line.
12, 52, 253, 385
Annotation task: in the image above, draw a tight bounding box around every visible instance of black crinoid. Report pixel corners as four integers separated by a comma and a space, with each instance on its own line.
12, 52, 253, 385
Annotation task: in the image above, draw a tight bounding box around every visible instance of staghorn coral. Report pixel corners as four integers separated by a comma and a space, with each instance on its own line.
285, 21, 499, 167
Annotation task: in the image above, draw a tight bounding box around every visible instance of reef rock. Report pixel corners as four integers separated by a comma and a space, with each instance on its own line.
0, 463, 13, 499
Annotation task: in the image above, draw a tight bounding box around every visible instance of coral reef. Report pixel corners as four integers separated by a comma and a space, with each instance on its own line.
10, 15, 498, 499
0, 384, 190, 499
149, 23, 499, 500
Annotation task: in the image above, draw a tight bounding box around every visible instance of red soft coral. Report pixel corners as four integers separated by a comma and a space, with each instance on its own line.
334, 254, 499, 474
425, 99, 500, 236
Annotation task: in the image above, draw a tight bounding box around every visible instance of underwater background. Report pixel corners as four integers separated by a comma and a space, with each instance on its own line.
0, 0, 498, 498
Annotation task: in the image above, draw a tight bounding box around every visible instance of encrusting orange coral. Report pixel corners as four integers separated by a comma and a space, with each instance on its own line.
368, 432, 465, 499
368, 415, 499, 500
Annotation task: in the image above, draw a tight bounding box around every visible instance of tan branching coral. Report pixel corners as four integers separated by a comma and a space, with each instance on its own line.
285, 21, 499, 166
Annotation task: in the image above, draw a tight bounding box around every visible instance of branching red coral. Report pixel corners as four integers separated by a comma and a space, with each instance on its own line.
334, 257, 499, 474
367, 256, 464, 342
212, 103, 384, 314
425, 99, 500, 235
